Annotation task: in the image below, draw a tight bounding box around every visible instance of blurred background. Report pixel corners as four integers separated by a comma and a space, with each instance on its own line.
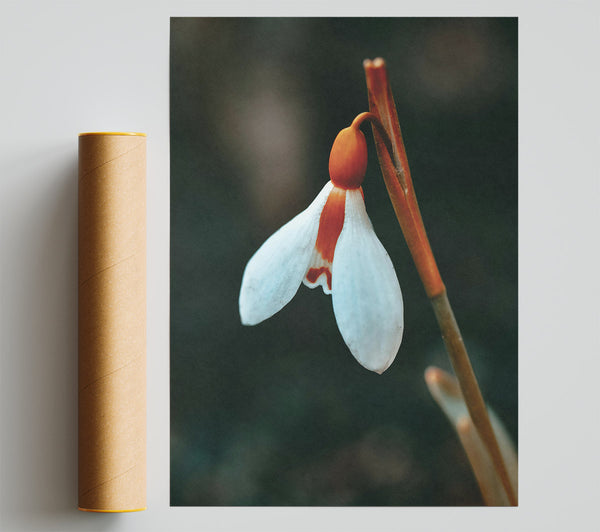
170, 17, 517, 506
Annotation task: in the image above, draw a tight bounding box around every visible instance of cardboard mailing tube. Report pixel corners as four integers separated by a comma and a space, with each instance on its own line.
78, 132, 146, 512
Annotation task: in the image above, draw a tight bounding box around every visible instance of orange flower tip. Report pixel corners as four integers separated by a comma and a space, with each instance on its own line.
306, 267, 332, 291
424, 366, 442, 385
328, 126, 368, 189
456, 415, 472, 434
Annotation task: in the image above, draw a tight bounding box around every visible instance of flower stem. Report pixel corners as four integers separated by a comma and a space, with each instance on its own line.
363, 57, 517, 506
425, 366, 518, 506
430, 292, 517, 505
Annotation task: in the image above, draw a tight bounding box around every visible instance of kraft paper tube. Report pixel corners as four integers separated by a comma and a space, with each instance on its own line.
78, 132, 146, 512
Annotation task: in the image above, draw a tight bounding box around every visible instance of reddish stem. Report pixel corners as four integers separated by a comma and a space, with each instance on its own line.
363, 57, 517, 506
362, 60, 444, 299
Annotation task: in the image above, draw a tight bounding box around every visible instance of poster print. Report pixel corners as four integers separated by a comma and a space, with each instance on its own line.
170, 17, 517, 506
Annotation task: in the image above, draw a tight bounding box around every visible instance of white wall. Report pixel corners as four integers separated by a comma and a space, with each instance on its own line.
1, 1, 598, 531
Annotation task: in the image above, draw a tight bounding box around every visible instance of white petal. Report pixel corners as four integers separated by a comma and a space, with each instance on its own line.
331, 189, 404, 373
239, 181, 333, 325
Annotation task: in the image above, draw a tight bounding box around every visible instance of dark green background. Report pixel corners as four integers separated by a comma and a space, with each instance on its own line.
170, 17, 517, 506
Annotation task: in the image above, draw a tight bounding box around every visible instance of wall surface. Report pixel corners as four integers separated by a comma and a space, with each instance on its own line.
1, 1, 598, 531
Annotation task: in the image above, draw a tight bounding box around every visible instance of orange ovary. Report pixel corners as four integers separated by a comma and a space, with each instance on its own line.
328, 126, 368, 189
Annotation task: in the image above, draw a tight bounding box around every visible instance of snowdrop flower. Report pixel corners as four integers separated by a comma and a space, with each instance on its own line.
239, 120, 403, 373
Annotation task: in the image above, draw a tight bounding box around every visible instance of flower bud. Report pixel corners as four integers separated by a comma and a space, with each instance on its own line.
328, 126, 368, 189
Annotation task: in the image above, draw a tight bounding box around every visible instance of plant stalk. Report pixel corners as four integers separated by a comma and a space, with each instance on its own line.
363, 57, 517, 506
430, 291, 517, 505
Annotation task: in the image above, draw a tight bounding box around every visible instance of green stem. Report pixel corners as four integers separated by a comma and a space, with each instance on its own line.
431, 291, 517, 506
